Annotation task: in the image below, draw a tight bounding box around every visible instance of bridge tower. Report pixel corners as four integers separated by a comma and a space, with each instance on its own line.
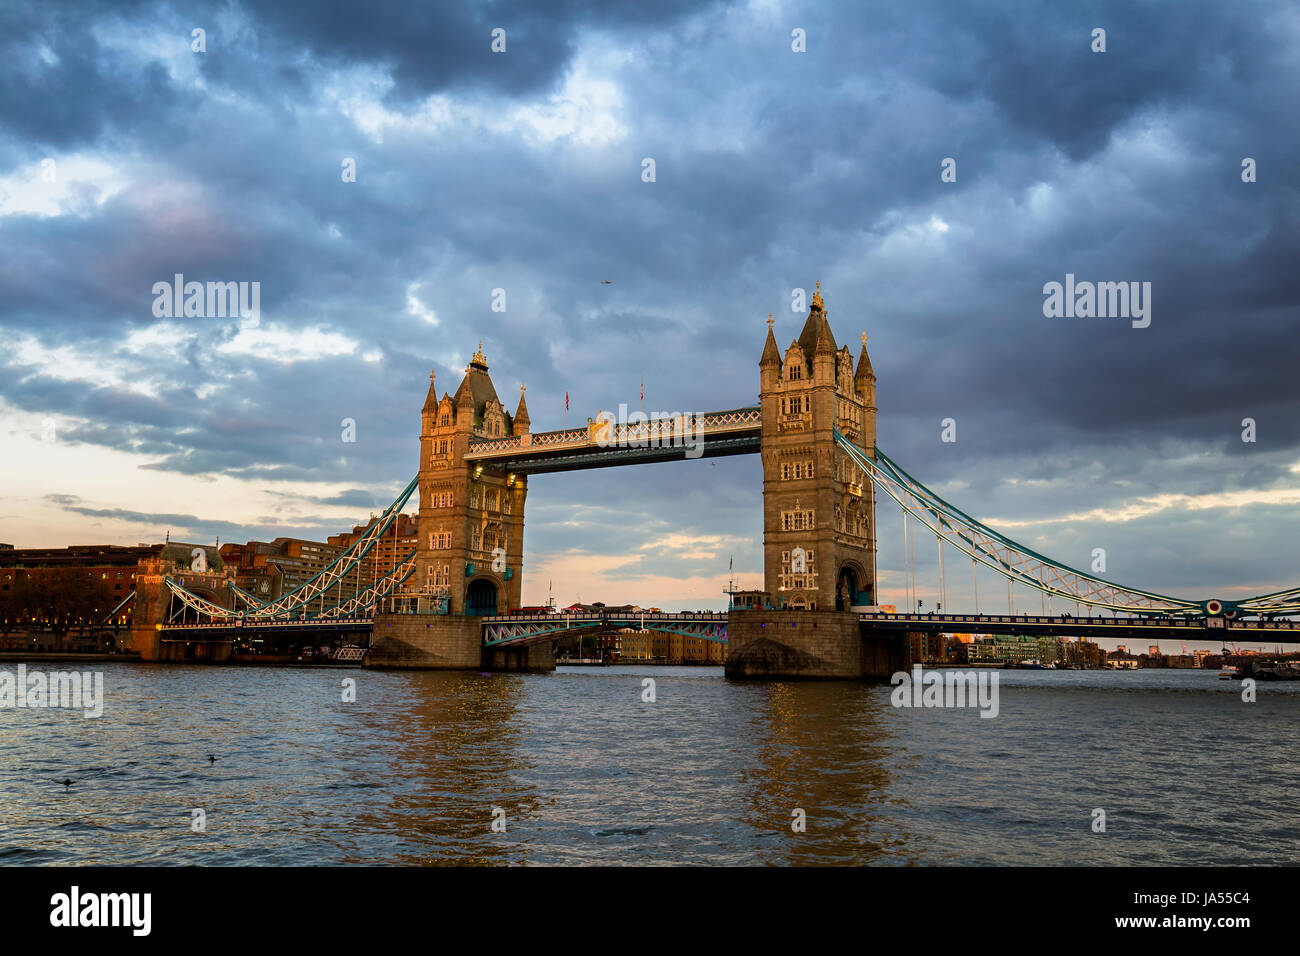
417, 344, 528, 616
758, 282, 877, 611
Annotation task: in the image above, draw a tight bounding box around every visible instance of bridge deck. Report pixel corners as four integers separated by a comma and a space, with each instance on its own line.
154, 610, 1300, 648
859, 611, 1300, 642
463, 407, 761, 474
482, 611, 729, 648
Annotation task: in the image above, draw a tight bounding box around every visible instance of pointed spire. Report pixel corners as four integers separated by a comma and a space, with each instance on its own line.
422, 368, 439, 413
797, 281, 837, 356
760, 312, 781, 367
855, 330, 875, 386
812, 316, 835, 355
469, 341, 488, 370
514, 381, 530, 428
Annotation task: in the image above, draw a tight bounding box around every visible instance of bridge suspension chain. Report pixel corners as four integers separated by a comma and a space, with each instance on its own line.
163, 475, 419, 623
835, 430, 1203, 614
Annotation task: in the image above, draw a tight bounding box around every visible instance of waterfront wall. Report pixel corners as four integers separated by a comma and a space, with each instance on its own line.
366, 613, 554, 672
725, 609, 906, 680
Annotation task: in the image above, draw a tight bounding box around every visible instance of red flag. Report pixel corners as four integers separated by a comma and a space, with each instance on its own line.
640, 379, 644, 402
565, 391, 569, 410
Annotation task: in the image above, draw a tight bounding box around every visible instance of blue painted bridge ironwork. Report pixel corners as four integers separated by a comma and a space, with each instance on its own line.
482, 611, 729, 648
857, 610, 1300, 642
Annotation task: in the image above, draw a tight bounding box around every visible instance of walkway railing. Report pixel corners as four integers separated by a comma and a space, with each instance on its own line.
465, 407, 761, 459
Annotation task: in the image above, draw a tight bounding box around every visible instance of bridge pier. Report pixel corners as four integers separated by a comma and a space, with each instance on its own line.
483, 643, 555, 673
366, 612, 555, 672
725, 609, 906, 680
124, 558, 235, 662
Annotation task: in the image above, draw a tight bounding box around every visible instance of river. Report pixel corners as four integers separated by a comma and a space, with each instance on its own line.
2, 663, 1295, 865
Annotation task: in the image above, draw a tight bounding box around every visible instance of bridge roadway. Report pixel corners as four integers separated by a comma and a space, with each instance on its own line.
482, 611, 729, 648
858, 611, 1300, 643
157, 618, 373, 645
157, 609, 1300, 649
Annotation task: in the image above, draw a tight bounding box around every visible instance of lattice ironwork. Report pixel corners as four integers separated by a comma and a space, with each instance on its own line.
482, 611, 728, 648
164, 475, 418, 623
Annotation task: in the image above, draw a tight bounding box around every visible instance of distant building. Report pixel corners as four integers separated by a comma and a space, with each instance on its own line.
1062, 638, 1106, 668
0, 541, 224, 646
968, 634, 1064, 665
220, 535, 353, 601
615, 626, 724, 664
1, 542, 222, 616
908, 632, 952, 665
327, 513, 419, 590
1107, 649, 1140, 669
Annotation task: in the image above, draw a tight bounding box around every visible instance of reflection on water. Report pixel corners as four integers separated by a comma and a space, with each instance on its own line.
1, 663, 1296, 864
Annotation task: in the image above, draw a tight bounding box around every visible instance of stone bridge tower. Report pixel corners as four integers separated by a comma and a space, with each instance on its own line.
416, 344, 528, 615
758, 283, 877, 610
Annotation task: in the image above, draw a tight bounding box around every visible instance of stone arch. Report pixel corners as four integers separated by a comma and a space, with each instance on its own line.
466, 576, 499, 616
837, 560, 869, 610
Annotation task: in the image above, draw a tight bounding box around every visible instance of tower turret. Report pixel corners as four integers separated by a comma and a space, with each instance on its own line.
513, 383, 531, 435
760, 313, 782, 389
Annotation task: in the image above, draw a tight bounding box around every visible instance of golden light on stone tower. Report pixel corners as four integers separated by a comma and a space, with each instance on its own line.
416, 343, 527, 617
758, 283, 877, 611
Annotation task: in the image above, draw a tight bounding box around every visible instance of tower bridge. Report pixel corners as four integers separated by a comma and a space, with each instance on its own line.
136, 283, 1300, 676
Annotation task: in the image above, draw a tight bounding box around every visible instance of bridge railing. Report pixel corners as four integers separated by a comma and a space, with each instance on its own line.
482, 611, 729, 624
858, 611, 1207, 626
466, 408, 761, 460
855, 611, 1299, 629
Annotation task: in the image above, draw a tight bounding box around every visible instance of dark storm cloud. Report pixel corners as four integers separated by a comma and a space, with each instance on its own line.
238, 0, 723, 103
0, 0, 725, 149
2, 0, 1298, 598
0, 2, 188, 148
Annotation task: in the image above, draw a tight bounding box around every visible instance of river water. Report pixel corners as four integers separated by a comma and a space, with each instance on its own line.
2, 663, 1296, 865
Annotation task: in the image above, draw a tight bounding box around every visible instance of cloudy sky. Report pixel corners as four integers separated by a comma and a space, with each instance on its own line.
1, 0, 1298, 629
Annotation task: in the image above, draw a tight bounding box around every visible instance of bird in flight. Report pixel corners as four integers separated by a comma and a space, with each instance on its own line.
600, 280, 613, 284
